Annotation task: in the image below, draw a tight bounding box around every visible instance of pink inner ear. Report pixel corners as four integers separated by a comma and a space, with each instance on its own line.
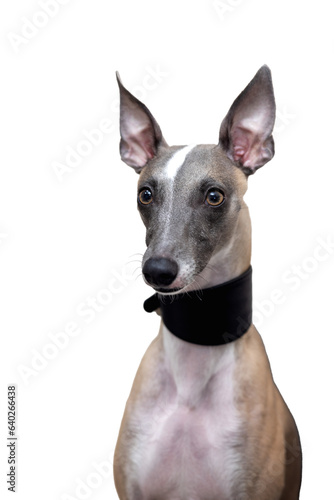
219, 66, 275, 173
231, 127, 253, 164
121, 123, 156, 168
230, 122, 272, 172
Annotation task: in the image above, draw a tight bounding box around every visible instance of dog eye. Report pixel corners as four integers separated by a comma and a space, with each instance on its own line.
138, 188, 153, 205
205, 189, 225, 207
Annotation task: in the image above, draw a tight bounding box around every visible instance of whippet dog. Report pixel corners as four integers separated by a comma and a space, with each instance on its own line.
113, 66, 302, 500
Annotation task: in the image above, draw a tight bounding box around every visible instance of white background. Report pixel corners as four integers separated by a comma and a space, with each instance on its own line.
0, 0, 333, 498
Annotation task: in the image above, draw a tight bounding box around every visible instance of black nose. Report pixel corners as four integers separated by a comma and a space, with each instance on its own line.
143, 257, 179, 288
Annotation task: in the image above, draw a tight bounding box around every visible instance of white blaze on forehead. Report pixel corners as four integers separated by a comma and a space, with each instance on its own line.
165, 145, 196, 180
160, 144, 196, 245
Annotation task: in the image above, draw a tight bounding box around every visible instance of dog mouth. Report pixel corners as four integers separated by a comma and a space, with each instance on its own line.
147, 275, 202, 295
143, 274, 193, 295
153, 286, 184, 295
141, 255, 209, 295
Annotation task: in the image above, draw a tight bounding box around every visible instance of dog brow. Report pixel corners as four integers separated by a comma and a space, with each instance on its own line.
165, 145, 196, 180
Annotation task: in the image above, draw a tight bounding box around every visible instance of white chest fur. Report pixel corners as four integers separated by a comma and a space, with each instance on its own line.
129, 326, 243, 500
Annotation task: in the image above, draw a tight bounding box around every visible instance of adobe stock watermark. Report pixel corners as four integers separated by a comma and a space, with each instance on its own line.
212, 0, 246, 21
61, 450, 114, 500
17, 263, 137, 386
51, 65, 169, 183
0, 232, 9, 246
253, 235, 334, 327
7, 0, 72, 54
275, 105, 296, 134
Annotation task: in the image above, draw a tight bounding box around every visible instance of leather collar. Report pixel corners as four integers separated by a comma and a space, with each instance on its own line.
143, 266, 252, 346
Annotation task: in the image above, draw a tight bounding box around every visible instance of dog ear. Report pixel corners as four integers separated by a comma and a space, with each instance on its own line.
116, 72, 167, 173
219, 65, 276, 175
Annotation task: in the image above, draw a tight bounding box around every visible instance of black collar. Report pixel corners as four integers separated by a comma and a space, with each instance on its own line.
143, 266, 253, 346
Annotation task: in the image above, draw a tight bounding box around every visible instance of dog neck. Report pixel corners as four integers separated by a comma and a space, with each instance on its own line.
144, 266, 252, 346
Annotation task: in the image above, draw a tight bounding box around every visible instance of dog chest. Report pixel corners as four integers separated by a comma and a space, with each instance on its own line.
127, 340, 244, 500
132, 399, 242, 499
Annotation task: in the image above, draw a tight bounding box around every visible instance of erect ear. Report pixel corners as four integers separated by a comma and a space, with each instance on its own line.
116, 72, 167, 173
219, 65, 276, 175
